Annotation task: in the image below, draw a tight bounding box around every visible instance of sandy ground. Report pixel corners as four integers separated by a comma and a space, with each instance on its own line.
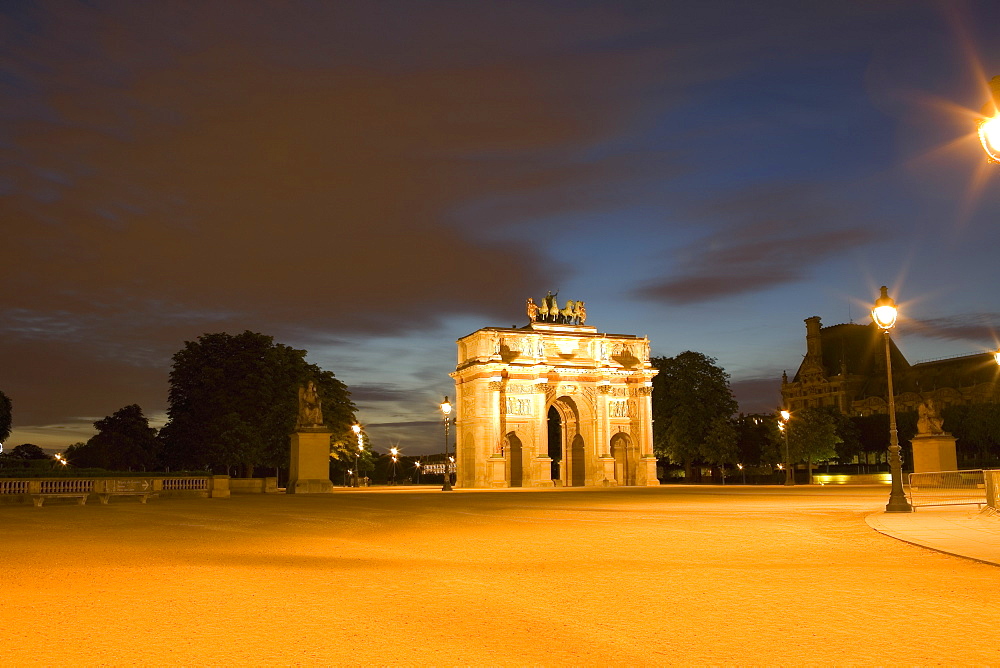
1, 485, 997, 667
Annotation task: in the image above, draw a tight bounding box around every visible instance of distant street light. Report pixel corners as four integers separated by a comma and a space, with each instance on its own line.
978, 76, 1000, 162
352, 423, 364, 488
779, 410, 793, 486
414, 460, 422, 485
872, 286, 911, 513
389, 446, 399, 485
440, 397, 453, 491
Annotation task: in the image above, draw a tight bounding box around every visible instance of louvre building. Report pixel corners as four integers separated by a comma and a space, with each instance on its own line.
781, 316, 1000, 417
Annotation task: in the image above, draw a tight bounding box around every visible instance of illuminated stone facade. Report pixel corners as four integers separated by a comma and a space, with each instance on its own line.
451, 322, 659, 488
782, 316, 1000, 417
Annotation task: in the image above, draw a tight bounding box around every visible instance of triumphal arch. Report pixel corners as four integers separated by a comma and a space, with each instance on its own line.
450, 295, 659, 488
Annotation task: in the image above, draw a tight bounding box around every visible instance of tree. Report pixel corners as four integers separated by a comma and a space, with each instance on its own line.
735, 414, 783, 468
160, 331, 356, 475
68, 405, 159, 470
0, 390, 11, 444
651, 351, 738, 481
943, 404, 1000, 467
9, 443, 49, 460
786, 407, 841, 483
701, 416, 738, 481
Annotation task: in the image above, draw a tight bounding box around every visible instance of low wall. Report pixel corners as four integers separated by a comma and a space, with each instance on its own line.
229, 477, 279, 494
0, 475, 231, 506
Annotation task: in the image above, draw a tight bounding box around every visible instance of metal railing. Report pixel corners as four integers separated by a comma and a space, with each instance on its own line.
907, 470, 986, 510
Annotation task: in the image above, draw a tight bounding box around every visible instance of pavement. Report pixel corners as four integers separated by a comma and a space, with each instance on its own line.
866, 502, 1000, 566
4, 485, 1000, 666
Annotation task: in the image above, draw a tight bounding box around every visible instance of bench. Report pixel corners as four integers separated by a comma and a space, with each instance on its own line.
31, 493, 89, 507
96, 491, 156, 504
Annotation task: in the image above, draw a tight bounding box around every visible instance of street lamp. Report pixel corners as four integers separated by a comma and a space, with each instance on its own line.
389, 446, 399, 485
778, 410, 793, 486
872, 286, 911, 512
440, 396, 453, 491
978, 76, 1000, 163
351, 423, 364, 488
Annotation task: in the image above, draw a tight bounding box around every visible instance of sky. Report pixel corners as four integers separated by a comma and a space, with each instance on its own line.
3, 0, 1000, 456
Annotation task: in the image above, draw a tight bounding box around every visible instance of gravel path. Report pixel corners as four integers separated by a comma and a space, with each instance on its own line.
2, 486, 996, 666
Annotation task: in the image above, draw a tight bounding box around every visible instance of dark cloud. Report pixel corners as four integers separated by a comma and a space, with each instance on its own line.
906, 314, 1000, 345
348, 384, 416, 404
634, 185, 881, 304
0, 2, 690, 429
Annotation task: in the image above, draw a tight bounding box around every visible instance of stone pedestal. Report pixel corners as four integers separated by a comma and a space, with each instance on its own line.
488, 454, 507, 488
910, 433, 958, 474
636, 455, 660, 486
598, 455, 617, 486
531, 456, 555, 487
288, 428, 333, 494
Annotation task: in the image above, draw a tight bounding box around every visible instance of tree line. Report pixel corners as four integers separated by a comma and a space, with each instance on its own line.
651, 351, 1000, 481
1, 331, 359, 476
4, 344, 1000, 479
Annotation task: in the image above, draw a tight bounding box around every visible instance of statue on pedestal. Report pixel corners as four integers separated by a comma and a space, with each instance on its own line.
917, 398, 945, 436
297, 380, 324, 429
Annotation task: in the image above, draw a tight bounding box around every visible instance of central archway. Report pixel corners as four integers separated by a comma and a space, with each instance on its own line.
548, 396, 587, 487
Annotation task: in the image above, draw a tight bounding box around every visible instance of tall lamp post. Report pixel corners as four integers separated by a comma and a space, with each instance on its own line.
872, 286, 912, 512
389, 446, 399, 485
351, 423, 364, 488
779, 410, 793, 486
440, 397, 453, 491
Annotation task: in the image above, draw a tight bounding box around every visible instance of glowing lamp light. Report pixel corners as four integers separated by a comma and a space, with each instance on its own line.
351, 424, 361, 435
994, 349, 1000, 366
978, 116, 1000, 162
780, 410, 790, 422
440, 397, 452, 415
871, 286, 897, 330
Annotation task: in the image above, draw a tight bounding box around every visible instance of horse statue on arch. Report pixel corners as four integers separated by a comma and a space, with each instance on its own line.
558, 300, 576, 323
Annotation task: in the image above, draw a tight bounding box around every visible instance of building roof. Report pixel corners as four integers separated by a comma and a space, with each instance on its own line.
792, 321, 908, 384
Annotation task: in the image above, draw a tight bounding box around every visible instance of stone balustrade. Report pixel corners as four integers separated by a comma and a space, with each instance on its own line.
0, 475, 233, 506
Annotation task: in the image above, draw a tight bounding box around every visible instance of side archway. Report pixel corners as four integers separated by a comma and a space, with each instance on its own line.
610, 432, 636, 486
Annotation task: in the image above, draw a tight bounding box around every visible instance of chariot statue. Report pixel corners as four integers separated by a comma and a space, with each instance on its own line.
527, 293, 587, 325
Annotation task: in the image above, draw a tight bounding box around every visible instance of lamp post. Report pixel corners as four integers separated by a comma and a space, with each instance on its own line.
351, 423, 364, 488
872, 286, 911, 512
978, 76, 1000, 163
440, 396, 453, 491
779, 410, 793, 486
389, 446, 399, 485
